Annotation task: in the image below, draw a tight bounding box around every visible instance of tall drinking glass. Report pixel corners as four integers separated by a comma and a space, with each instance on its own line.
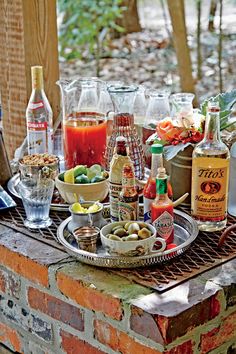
18, 176, 54, 229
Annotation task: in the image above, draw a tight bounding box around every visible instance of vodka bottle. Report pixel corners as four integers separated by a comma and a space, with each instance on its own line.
26, 66, 53, 154
191, 101, 230, 232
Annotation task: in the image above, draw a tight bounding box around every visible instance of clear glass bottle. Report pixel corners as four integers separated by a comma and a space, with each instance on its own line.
143, 90, 170, 168
143, 144, 164, 223
106, 85, 145, 180
228, 142, 236, 216
26, 66, 53, 154
118, 162, 139, 221
191, 101, 230, 232
109, 136, 131, 221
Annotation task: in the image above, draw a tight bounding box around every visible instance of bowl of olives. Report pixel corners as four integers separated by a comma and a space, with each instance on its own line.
100, 221, 166, 257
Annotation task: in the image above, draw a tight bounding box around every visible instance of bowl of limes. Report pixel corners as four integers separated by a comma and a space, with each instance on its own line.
55, 164, 109, 204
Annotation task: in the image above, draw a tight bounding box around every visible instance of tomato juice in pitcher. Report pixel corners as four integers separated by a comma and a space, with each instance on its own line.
57, 78, 107, 169
63, 112, 107, 169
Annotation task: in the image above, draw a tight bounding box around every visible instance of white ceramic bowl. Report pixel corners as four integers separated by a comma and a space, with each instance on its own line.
100, 221, 165, 257
55, 176, 109, 204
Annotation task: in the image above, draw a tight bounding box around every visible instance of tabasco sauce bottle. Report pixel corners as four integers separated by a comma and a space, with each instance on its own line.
144, 144, 172, 223
151, 167, 174, 244
191, 101, 230, 232
118, 162, 139, 221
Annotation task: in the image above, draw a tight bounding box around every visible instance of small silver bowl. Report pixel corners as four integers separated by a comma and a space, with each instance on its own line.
73, 226, 100, 253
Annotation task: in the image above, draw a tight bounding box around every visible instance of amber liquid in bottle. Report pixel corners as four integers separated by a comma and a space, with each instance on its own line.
191, 103, 230, 232
118, 162, 139, 221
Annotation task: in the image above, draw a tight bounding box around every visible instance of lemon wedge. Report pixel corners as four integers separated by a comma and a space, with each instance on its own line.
64, 169, 75, 184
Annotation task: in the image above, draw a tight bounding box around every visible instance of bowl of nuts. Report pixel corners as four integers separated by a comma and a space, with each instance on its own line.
19, 153, 59, 180
100, 221, 166, 257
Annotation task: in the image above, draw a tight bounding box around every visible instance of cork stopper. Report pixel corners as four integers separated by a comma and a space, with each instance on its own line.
31, 66, 44, 90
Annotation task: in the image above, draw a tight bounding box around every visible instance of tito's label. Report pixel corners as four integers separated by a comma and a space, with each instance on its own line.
191, 157, 229, 221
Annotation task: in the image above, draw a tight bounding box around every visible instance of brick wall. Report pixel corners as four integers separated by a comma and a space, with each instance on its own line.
0, 224, 236, 353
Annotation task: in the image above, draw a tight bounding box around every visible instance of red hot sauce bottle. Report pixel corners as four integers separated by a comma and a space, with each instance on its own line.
151, 167, 174, 244
118, 162, 139, 221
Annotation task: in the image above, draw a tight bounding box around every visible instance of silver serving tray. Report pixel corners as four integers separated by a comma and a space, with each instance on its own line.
7, 173, 69, 211
57, 208, 199, 268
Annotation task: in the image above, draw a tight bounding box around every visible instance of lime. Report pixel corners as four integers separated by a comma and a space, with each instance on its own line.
58, 172, 65, 182
74, 165, 87, 177
87, 169, 96, 181
64, 169, 75, 184
90, 164, 102, 174
91, 175, 105, 183
87, 164, 102, 181
75, 174, 90, 184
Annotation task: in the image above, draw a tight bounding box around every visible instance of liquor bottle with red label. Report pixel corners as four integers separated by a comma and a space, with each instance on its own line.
118, 162, 139, 221
151, 167, 174, 244
109, 136, 131, 221
26, 66, 53, 154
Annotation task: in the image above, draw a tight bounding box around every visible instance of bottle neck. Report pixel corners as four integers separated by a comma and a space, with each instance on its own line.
31, 68, 44, 90
156, 176, 168, 196
151, 153, 163, 178
204, 108, 221, 142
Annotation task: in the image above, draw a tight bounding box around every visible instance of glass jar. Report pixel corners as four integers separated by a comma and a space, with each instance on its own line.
106, 85, 145, 180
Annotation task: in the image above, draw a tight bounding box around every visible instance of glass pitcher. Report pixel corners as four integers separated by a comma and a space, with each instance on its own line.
143, 90, 170, 168
171, 93, 195, 126
57, 78, 107, 169
133, 85, 147, 141
106, 85, 145, 180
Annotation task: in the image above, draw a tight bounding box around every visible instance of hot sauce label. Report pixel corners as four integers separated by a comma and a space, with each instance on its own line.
191, 158, 229, 221
118, 201, 139, 221
152, 210, 174, 239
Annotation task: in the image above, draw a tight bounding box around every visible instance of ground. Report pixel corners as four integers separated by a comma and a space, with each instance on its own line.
59, 0, 236, 105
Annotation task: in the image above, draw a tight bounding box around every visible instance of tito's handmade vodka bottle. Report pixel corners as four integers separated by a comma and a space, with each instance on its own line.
191, 101, 230, 232
26, 66, 53, 154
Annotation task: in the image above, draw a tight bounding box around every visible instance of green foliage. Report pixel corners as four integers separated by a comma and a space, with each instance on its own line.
58, 0, 125, 64
200, 89, 236, 130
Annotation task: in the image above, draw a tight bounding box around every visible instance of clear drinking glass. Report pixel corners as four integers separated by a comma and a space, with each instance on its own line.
18, 177, 54, 229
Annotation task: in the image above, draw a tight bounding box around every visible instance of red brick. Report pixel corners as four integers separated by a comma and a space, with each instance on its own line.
28, 287, 84, 331
200, 311, 236, 353
165, 340, 193, 354
0, 230, 68, 287
94, 319, 162, 354
60, 330, 106, 354
0, 322, 22, 353
57, 271, 123, 320
156, 292, 221, 344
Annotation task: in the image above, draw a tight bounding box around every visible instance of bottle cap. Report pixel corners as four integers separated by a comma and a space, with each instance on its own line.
151, 144, 163, 154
